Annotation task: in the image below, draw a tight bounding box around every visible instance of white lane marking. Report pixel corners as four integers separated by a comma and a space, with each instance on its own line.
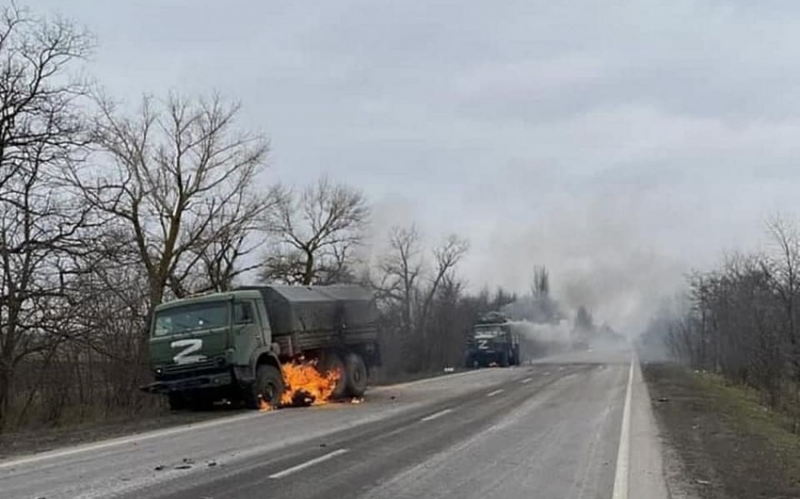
420, 409, 452, 422
269, 449, 348, 479
381, 427, 407, 438
612, 359, 635, 499
543, 371, 550, 375
486, 389, 504, 397
520, 377, 533, 384
0, 411, 270, 470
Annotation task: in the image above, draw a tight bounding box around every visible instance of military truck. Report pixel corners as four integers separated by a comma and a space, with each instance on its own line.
141, 285, 380, 410
465, 312, 521, 368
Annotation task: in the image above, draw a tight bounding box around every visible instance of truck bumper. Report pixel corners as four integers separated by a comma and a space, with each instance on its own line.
140, 371, 233, 394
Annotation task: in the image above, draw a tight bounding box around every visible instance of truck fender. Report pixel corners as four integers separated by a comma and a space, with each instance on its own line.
237, 348, 281, 384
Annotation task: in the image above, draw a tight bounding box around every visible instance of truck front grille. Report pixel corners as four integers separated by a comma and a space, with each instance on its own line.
162, 359, 219, 374
156, 358, 227, 381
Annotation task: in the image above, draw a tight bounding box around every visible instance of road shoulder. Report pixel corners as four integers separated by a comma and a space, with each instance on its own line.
643, 363, 800, 499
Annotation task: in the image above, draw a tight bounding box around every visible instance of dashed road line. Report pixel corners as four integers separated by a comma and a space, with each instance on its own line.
269, 449, 349, 479
520, 377, 533, 384
420, 409, 453, 422
486, 389, 504, 398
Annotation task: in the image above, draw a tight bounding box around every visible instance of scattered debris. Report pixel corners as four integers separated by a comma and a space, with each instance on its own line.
174, 464, 192, 470
320, 443, 328, 448
154, 465, 165, 471
207, 461, 217, 467
696, 479, 711, 486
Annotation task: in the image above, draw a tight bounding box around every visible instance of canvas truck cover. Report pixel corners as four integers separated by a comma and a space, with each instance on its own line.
238, 285, 378, 337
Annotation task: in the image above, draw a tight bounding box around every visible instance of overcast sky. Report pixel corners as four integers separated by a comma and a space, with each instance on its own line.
29, 0, 800, 330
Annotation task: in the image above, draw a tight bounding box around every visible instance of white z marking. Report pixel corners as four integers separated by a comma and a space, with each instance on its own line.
171, 339, 205, 365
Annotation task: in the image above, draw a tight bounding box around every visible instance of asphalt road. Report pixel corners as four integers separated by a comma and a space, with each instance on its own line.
0, 351, 668, 499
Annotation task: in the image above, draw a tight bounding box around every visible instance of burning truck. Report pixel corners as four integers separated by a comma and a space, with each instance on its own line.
465, 312, 521, 368
141, 285, 380, 410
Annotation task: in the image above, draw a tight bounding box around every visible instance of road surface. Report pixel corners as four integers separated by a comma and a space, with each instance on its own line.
0, 352, 668, 499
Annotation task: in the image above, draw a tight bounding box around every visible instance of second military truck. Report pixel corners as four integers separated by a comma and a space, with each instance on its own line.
142, 285, 381, 410
466, 312, 521, 368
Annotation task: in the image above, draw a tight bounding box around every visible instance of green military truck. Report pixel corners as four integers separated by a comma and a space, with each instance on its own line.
465, 312, 521, 368
141, 285, 381, 410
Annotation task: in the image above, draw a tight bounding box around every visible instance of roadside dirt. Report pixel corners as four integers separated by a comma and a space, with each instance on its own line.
0, 408, 233, 461
0, 369, 463, 461
643, 363, 800, 499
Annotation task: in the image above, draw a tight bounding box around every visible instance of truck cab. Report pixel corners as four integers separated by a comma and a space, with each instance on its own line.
146, 290, 275, 409
466, 313, 520, 368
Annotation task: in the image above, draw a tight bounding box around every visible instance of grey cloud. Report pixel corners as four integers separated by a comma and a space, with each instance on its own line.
28, 0, 800, 330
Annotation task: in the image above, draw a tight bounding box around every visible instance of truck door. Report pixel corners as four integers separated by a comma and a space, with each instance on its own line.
251, 299, 272, 346
231, 300, 264, 364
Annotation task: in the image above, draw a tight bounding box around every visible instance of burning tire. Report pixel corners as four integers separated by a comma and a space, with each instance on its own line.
344, 352, 368, 398
249, 364, 284, 409
320, 351, 347, 399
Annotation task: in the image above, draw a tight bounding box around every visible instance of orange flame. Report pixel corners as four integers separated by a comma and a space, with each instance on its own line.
280, 359, 341, 406
258, 396, 272, 412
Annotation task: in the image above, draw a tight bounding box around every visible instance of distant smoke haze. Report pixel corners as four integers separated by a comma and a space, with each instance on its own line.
509, 320, 572, 348
463, 190, 698, 336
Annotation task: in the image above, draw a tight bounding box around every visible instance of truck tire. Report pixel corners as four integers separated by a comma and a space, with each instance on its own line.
344, 352, 368, 398
499, 352, 510, 368
248, 364, 284, 410
320, 351, 347, 399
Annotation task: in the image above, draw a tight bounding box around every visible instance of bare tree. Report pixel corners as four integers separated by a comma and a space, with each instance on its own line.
417, 235, 469, 339
262, 176, 369, 285
767, 216, 800, 380
76, 93, 270, 322
533, 266, 550, 299
0, 5, 93, 427
375, 226, 423, 334
372, 226, 469, 372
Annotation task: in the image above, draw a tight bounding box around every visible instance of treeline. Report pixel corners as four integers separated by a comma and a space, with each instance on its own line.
0, 6, 527, 432
643, 218, 800, 426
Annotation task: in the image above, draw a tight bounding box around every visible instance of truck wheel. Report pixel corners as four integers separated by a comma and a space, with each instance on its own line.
168, 393, 188, 411
344, 352, 368, 398
249, 364, 284, 409
500, 352, 510, 368
320, 352, 347, 399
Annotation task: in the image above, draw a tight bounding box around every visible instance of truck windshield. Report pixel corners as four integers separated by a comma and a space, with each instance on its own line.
153, 302, 229, 337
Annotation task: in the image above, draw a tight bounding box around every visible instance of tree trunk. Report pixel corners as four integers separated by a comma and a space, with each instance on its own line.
302, 249, 315, 285
0, 360, 13, 432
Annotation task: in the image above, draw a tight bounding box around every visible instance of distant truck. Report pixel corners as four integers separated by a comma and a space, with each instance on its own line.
465, 312, 521, 368
141, 285, 381, 410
